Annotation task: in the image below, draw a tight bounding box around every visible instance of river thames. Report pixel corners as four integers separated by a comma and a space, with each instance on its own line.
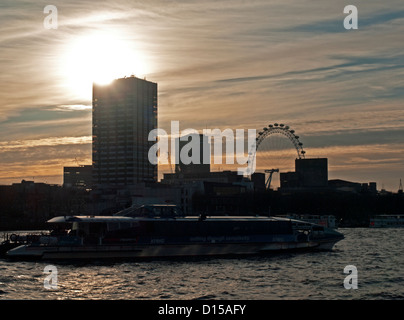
0, 228, 403, 300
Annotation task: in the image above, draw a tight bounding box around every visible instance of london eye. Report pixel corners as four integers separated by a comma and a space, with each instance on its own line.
246, 123, 306, 189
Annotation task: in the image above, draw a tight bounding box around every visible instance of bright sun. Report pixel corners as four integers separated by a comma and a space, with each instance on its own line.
60, 31, 148, 99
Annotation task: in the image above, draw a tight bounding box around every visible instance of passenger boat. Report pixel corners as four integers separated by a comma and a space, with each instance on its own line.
369, 214, 404, 228
6, 204, 344, 260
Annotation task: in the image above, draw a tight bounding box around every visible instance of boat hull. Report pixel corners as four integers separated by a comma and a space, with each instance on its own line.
5, 214, 344, 260
7, 239, 341, 260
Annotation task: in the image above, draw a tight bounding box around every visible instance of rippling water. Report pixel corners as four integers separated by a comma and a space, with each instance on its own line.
1, 228, 403, 300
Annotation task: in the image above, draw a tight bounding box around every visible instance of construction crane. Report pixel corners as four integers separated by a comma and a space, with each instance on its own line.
74, 158, 82, 167
265, 169, 279, 190
167, 152, 174, 174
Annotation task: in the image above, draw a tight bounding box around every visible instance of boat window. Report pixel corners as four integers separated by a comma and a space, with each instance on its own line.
72, 222, 79, 231
146, 206, 182, 218
123, 205, 184, 218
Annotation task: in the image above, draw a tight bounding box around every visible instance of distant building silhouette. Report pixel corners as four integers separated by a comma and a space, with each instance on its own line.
328, 179, 377, 194
251, 172, 266, 192
163, 170, 245, 185
295, 158, 328, 188
175, 133, 210, 175
327, 179, 361, 193
280, 158, 328, 189
279, 171, 300, 189
63, 165, 92, 189
92, 76, 157, 188
162, 133, 263, 195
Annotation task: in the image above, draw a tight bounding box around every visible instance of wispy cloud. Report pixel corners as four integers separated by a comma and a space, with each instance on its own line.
1, 0, 404, 190
280, 9, 404, 34
0, 136, 91, 150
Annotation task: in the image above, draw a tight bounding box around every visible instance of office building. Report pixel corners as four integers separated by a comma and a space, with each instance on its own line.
280, 158, 328, 189
295, 158, 328, 188
175, 133, 210, 175
63, 165, 93, 189
92, 76, 157, 187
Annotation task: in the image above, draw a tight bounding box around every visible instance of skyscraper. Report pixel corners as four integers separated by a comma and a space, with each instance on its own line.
92, 76, 157, 187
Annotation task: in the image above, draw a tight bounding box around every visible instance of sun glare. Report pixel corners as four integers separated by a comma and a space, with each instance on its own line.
60, 31, 148, 99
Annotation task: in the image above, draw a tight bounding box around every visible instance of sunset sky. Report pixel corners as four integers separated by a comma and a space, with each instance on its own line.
1, 0, 404, 191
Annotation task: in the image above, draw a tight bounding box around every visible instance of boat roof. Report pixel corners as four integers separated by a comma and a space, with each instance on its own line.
47, 216, 137, 223
46, 215, 308, 224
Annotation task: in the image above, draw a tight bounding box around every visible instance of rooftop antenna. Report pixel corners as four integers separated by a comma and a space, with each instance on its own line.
399, 179, 403, 194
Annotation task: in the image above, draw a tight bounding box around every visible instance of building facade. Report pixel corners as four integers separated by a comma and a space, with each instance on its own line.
280, 158, 328, 190
295, 158, 328, 188
175, 133, 211, 175
63, 165, 92, 189
92, 76, 158, 187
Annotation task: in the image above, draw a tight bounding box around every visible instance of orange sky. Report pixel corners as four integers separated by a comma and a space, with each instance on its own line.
1, 0, 404, 191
